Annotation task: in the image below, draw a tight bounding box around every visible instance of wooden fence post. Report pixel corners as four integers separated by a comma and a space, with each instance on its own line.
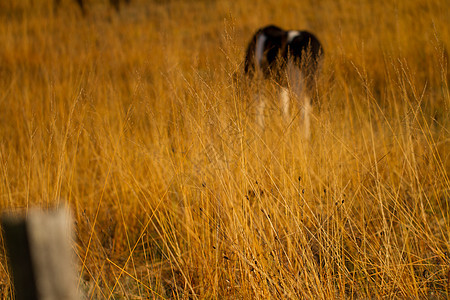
1, 205, 79, 300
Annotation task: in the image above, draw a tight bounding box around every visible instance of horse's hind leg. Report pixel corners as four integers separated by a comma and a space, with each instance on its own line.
255, 90, 266, 130
280, 87, 290, 122
286, 62, 311, 139
302, 94, 312, 140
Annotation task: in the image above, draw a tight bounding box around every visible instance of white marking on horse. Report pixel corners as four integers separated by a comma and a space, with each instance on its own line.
255, 34, 267, 66
287, 30, 301, 43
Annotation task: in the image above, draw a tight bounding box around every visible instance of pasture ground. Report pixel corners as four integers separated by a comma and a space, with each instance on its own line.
0, 0, 449, 298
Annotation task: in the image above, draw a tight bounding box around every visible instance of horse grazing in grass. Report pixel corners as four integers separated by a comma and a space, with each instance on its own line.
244, 25, 323, 138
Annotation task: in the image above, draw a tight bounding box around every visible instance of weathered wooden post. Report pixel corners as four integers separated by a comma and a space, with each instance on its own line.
1, 205, 79, 300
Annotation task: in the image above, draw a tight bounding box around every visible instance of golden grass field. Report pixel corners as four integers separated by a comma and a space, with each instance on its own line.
0, 0, 449, 298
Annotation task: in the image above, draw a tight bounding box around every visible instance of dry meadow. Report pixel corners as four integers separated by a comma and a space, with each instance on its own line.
0, 0, 449, 298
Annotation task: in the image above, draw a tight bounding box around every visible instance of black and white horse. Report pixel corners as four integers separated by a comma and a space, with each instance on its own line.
244, 25, 323, 138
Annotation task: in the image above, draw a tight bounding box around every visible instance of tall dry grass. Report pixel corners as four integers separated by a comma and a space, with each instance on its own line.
0, 0, 449, 298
